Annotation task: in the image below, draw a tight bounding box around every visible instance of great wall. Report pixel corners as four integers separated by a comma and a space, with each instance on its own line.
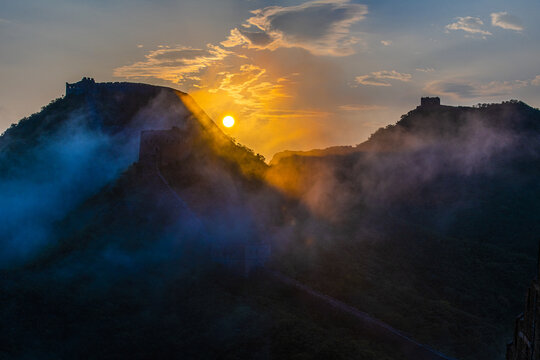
65, 77, 540, 360
506, 246, 540, 359
138, 127, 271, 277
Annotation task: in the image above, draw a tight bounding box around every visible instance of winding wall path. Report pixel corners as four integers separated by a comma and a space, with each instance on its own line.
267, 270, 457, 360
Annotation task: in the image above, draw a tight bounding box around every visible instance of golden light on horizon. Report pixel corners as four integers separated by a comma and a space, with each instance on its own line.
222, 115, 235, 128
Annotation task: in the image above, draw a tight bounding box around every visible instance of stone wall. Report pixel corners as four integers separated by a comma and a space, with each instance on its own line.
137, 126, 271, 276
66, 77, 95, 96
507, 249, 540, 359
420, 97, 441, 107
138, 127, 191, 167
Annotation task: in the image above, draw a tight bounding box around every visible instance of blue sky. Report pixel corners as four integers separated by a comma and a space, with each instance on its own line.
1, 0, 539, 158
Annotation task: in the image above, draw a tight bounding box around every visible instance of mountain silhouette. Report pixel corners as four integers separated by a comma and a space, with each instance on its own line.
2, 81, 540, 359
267, 98, 540, 359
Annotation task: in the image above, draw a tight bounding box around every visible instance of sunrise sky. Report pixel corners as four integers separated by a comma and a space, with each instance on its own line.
1, 0, 539, 158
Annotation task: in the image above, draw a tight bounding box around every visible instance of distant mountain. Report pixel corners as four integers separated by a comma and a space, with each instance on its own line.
3, 82, 540, 360
266, 99, 540, 360
272, 100, 540, 164
270, 145, 357, 165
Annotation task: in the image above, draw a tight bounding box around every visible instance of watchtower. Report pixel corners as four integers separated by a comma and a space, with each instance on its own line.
138, 127, 190, 167
420, 97, 441, 107
66, 77, 96, 96
506, 243, 540, 359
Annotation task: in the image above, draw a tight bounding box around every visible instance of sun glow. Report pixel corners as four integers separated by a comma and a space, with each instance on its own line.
222, 115, 235, 128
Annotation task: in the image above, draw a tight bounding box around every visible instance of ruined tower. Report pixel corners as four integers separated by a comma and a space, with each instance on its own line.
420, 97, 441, 107
507, 245, 540, 360
65, 77, 96, 96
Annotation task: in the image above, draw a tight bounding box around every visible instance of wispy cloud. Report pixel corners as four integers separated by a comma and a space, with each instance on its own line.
221, 0, 368, 56
425, 78, 530, 99
113, 0, 371, 156
206, 64, 288, 111
221, 28, 274, 48
445, 16, 491, 37
113, 45, 232, 84
416, 67, 435, 73
491, 12, 523, 32
380, 40, 392, 46
531, 76, 540, 86
355, 70, 412, 86
339, 104, 385, 111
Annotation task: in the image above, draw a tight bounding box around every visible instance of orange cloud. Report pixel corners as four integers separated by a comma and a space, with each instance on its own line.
355, 70, 412, 87
113, 45, 232, 85
188, 58, 332, 159
113, 2, 378, 159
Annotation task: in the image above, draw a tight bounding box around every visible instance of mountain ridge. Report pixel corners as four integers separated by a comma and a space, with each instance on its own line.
270, 99, 540, 164
2, 81, 540, 359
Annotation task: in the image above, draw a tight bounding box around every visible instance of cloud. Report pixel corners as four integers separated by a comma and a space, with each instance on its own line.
425, 79, 529, 99
355, 77, 390, 87
113, 45, 233, 84
184, 45, 375, 158
339, 104, 385, 111
355, 70, 412, 86
112, 2, 380, 158
491, 12, 523, 32
221, 28, 274, 48
445, 16, 491, 37
221, 0, 368, 56
416, 67, 435, 73
206, 63, 285, 111
380, 40, 392, 46
373, 70, 412, 82
532, 76, 540, 86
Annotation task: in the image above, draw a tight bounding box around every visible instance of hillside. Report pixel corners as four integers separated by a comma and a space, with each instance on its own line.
0, 81, 403, 360
2, 84, 540, 359
0, 81, 267, 268
266, 99, 540, 359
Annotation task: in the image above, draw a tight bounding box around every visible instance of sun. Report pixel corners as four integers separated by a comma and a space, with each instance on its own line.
222, 115, 235, 128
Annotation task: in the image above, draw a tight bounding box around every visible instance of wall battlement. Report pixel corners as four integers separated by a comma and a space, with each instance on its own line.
506, 245, 540, 359
66, 77, 96, 96
420, 97, 441, 107
138, 127, 191, 167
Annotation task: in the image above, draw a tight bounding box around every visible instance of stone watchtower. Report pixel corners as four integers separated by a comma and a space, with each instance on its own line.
507, 245, 540, 359
420, 97, 441, 107
65, 77, 96, 96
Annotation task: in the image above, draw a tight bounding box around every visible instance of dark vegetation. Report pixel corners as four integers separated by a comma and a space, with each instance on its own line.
0, 83, 399, 359
269, 100, 540, 359
2, 83, 540, 359
1, 265, 404, 360
1, 162, 400, 360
